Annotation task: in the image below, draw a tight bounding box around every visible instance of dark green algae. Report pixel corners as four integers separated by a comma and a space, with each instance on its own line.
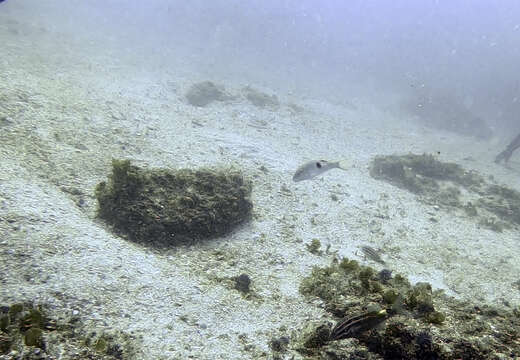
295, 257, 520, 359
95, 159, 253, 247
370, 153, 520, 232
0, 302, 139, 359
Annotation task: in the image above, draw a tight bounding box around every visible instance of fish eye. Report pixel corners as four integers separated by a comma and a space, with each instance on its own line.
316, 162, 322, 168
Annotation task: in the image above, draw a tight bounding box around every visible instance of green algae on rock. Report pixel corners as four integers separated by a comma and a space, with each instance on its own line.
0, 302, 140, 359
95, 159, 253, 246
233, 273, 252, 294
370, 153, 485, 195
370, 153, 520, 232
185, 81, 231, 107
296, 257, 520, 359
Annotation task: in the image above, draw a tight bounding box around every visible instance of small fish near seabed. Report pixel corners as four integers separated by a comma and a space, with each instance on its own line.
329, 309, 388, 341
292, 159, 349, 182
361, 245, 386, 265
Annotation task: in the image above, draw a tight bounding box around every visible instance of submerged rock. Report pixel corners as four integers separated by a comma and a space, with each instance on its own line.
370, 153, 520, 231
95, 159, 253, 246
185, 81, 230, 107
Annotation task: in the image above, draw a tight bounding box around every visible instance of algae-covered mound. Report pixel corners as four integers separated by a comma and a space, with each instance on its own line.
0, 302, 139, 359
296, 258, 520, 359
242, 86, 280, 109
95, 159, 253, 246
370, 153, 485, 195
185, 81, 230, 107
1, 302, 51, 354
479, 184, 520, 226
370, 153, 520, 232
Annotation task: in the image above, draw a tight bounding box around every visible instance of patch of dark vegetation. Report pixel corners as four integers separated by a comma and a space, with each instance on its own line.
185, 81, 231, 107
513, 279, 520, 291
370, 153, 520, 232
233, 273, 252, 294
0, 302, 139, 359
95, 159, 253, 247
306, 238, 322, 255
378, 269, 393, 284
479, 185, 520, 226
294, 258, 520, 359
242, 86, 280, 109
269, 335, 290, 353
370, 153, 485, 195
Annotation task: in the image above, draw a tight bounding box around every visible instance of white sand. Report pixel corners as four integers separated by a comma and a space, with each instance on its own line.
1, 5, 519, 359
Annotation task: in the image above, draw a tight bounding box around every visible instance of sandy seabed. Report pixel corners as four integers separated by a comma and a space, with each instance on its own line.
1, 9, 520, 360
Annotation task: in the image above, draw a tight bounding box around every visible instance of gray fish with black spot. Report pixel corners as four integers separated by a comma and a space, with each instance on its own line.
292, 159, 349, 182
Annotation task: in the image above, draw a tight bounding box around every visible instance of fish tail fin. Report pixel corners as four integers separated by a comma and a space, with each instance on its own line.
338, 160, 350, 170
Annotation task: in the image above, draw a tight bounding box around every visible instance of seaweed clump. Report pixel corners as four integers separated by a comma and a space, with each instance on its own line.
295, 257, 520, 359
96, 159, 253, 246
185, 81, 230, 107
0, 302, 139, 359
0, 303, 51, 354
370, 153, 484, 196
370, 153, 520, 231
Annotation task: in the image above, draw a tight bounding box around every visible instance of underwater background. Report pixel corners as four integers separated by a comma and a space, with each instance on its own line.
1, 1, 519, 359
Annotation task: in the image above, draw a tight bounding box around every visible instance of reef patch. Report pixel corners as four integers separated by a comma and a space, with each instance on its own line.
294, 258, 520, 359
95, 159, 253, 247
370, 153, 520, 232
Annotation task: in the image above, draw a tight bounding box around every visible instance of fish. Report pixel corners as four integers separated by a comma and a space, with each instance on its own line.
361, 246, 386, 265
329, 309, 388, 341
292, 160, 349, 182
